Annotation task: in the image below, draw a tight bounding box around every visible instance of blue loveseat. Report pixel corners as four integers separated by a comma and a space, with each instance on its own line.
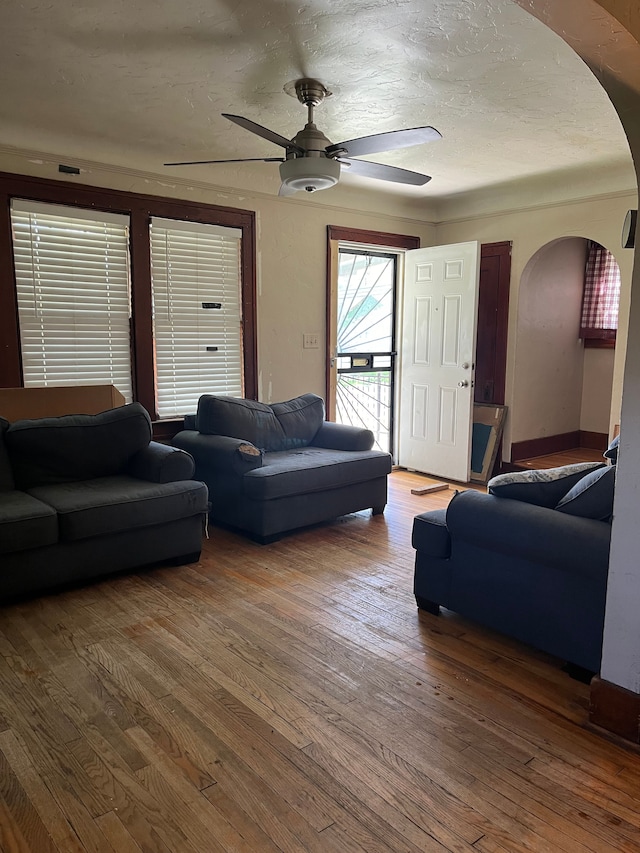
412, 457, 617, 672
173, 393, 392, 542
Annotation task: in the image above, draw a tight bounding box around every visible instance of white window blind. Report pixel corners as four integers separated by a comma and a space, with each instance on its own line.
11, 200, 133, 401
150, 217, 243, 418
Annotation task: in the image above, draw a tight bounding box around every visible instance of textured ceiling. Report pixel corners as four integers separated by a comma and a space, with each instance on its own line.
0, 0, 633, 199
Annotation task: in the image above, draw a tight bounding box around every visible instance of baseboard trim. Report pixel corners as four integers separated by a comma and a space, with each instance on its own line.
496, 461, 522, 474
511, 432, 580, 462
511, 430, 608, 461
590, 676, 640, 744
579, 430, 608, 451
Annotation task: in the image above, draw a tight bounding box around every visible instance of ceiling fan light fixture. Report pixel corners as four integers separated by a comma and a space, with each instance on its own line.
279, 157, 340, 193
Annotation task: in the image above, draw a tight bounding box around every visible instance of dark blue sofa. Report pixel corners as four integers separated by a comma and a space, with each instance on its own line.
412, 459, 616, 673
0, 403, 209, 600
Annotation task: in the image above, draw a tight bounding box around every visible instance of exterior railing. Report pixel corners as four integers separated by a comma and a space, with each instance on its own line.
336, 370, 391, 453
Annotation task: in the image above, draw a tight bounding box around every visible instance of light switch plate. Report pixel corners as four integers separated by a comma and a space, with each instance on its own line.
303, 333, 320, 349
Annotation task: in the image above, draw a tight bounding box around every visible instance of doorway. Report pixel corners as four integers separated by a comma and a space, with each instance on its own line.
511, 236, 618, 462
334, 248, 398, 453
327, 229, 511, 472
326, 225, 420, 456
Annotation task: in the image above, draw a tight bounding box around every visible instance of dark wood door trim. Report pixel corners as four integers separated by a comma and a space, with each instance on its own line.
327, 226, 421, 249
476, 241, 512, 407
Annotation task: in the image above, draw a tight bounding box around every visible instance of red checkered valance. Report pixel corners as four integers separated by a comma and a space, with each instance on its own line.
580, 241, 620, 340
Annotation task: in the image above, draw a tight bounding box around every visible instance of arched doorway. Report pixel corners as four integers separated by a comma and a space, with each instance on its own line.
514, 0, 640, 740
512, 237, 619, 463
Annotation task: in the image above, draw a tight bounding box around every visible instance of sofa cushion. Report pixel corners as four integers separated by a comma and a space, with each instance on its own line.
0, 490, 58, 554
0, 417, 14, 491
412, 509, 451, 558
271, 394, 325, 448
487, 462, 605, 508
28, 476, 209, 542
242, 447, 392, 501
556, 465, 616, 521
7, 403, 152, 489
196, 395, 286, 451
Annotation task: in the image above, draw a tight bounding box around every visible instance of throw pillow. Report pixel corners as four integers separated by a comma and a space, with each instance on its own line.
604, 434, 619, 464
487, 461, 605, 508
556, 465, 616, 521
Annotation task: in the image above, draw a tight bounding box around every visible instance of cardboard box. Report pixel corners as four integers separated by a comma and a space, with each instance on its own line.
0, 385, 126, 422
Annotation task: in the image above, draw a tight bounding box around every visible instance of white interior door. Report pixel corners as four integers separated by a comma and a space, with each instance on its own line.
398, 241, 480, 481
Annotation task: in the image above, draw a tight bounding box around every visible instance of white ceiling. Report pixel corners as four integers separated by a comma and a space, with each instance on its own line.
0, 0, 633, 201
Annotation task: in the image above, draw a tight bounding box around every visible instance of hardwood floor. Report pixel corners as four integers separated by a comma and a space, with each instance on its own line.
517, 448, 605, 470
1, 470, 639, 852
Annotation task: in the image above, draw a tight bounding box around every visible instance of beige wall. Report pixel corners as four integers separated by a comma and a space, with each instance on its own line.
515, 237, 586, 443
253, 201, 434, 403
581, 347, 616, 433
434, 190, 636, 454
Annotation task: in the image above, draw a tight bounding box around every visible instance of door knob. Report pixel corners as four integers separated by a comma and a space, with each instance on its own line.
458, 380, 469, 387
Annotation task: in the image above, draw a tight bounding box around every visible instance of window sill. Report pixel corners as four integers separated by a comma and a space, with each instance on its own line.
583, 338, 616, 349
152, 418, 186, 442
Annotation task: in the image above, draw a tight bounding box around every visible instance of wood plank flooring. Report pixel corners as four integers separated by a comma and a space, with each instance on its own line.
517, 448, 605, 470
1, 469, 639, 853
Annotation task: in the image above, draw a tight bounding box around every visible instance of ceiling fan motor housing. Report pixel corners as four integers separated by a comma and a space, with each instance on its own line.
279, 157, 341, 192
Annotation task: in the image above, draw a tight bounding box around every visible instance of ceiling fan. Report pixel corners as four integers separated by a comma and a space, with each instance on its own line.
165, 78, 442, 196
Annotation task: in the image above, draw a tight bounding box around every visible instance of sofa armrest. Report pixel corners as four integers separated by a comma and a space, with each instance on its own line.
446, 489, 611, 580
128, 441, 195, 483
172, 431, 263, 475
311, 421, 374, 451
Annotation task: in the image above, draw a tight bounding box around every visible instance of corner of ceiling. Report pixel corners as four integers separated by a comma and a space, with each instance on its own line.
432, 158, 637, 224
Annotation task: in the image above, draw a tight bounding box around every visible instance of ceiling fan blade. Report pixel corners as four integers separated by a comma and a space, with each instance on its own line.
223, 114, 304, 154
327, 126, 442, 158
338, 158, 431, 186
164, 157, 285, 166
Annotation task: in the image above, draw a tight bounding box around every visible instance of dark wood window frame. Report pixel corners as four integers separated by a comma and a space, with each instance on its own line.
580, 240, 619, 350
0, 172, 257, 425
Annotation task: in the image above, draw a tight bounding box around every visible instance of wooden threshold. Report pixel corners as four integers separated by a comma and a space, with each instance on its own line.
0, 470, 638, 852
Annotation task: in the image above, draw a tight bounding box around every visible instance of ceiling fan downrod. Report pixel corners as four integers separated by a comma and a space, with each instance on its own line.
289, 77, 332, 108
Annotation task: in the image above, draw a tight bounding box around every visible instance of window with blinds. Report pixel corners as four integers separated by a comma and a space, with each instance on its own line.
10, 200, 133, 400
150, 217, 243, 418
